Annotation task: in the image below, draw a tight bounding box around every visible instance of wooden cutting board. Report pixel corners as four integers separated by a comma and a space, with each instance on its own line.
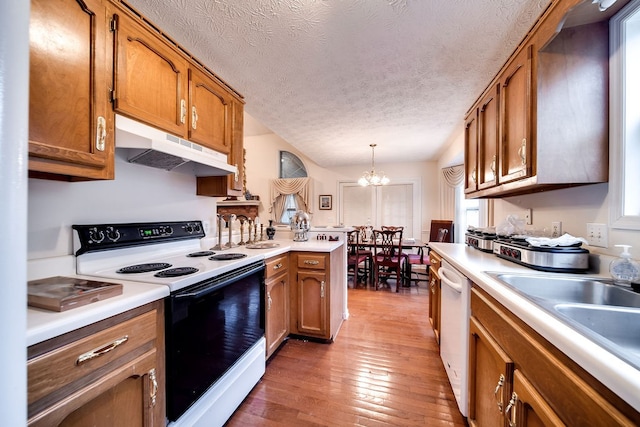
27, 276, 123, 312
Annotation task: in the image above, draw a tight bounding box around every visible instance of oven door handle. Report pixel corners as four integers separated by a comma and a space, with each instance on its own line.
439, 266, 462, 293
175, 283, 225, 299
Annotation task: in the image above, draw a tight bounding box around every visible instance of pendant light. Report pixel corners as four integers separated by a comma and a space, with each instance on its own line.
358, 144, 390, 186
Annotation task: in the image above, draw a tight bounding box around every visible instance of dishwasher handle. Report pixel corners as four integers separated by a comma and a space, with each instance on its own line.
439, 266, 463, 294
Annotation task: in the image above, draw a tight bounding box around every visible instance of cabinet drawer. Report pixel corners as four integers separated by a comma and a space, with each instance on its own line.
297, 254, 326, 270
28, 309, 157, 406
266, 254, 289, 280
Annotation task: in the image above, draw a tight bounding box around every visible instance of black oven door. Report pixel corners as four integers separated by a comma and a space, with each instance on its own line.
165, 261, 265, 421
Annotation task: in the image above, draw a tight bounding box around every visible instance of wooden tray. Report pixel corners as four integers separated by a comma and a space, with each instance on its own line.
28, 276, 123, 312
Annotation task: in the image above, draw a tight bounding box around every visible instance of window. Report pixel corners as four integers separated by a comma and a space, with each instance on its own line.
339, 180, 420, 238
611, 0, 640, 229
278, 151, 307, 224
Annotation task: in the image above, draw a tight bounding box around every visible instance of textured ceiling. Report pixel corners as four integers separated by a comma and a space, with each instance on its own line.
125, 0, 551, 167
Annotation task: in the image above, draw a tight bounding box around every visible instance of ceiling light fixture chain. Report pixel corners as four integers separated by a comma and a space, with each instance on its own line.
358, 144, 390, 186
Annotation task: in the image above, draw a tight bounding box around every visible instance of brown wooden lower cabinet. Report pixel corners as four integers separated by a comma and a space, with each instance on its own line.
428, 250, 442, 343
468, 316, 514, 427
265, 254, 290, 359
27, 301, 165, 427
290, 251, 344, 341
469, 285, 639, 426
508, 369, 564, 427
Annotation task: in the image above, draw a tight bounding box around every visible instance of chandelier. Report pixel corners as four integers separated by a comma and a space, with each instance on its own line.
358, 144, 390, 186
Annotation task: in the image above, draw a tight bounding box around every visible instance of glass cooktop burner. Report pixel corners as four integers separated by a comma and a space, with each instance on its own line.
117, 262, 172, 274
154, 267, 199, 278
186, 251, 215, 257
209, 253, 247, 261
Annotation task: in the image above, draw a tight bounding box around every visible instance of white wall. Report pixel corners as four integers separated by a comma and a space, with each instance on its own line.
243, 133, 440, 242
494, 183, 640, 259
28, 152, 220, 259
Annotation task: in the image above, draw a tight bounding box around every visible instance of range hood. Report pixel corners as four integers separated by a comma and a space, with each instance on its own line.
115, 114, 237, 177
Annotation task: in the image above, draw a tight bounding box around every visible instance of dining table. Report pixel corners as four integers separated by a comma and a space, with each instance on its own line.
348, 238, 428, 287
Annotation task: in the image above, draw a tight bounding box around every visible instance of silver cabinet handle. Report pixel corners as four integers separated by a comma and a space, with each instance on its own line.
471, 167, 477, 183
267, 291, 272, 311
96, 116, 106, 152
504, 391, 518, 427
320, 280, 325, 298
518, 138, 527, 165
304, 260, 319, 265
191, 105, 198, 129
149, 368, 158, 406
76, 335, 128, 365
490, 155, 496, 180
180, 99, 187, 124
273, 263, 283, 270
494, 373, 505, 413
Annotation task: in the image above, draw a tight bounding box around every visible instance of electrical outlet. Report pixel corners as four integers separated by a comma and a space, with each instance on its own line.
551, 221, 562, 238
586, 223, 608, 247
523, 209, 532, 225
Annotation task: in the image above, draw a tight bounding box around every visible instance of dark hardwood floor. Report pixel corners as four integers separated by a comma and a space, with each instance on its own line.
225, 280, 468, 426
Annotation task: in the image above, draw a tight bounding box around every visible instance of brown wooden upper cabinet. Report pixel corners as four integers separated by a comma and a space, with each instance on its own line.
479, 83, 500, 190
188, 67, 232, 155
464, 0, 616, 198
112, 10, 189, 138
464, 109, 478, 194
112, 7, 240, 157
29, 0, 115, 181
498, 46, 531, 186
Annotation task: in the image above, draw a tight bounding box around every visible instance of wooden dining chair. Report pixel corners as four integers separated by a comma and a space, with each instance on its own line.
354, 226, 373, 282
372, 228, 405, 292
347, 229, 370, 286
406, 220, 454, 285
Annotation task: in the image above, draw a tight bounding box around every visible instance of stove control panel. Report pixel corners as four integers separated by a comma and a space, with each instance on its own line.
497, 244, 522, 261
73, 221, 205, 255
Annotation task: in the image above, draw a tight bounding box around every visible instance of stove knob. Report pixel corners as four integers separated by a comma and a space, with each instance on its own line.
185, 224, 193, 233
106, 226, 121, 242
165, 226, 174, 235
194, 223, 202, 233
88, 227, 105, 244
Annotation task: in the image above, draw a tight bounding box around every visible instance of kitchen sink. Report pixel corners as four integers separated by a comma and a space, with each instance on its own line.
554, 304, 640, 358
489, 273, 640, 309
487, 271, 640, 369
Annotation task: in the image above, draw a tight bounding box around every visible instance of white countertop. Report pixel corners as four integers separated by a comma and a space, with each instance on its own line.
429, 242, 640, 412
27, 239, 343, 347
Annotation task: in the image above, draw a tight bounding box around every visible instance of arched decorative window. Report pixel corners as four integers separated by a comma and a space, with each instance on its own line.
271, 152, 309, 224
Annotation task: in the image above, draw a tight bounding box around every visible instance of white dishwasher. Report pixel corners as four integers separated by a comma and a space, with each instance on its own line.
438, 259, 471, 417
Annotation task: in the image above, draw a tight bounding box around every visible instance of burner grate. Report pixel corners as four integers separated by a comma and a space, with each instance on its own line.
117, 262, 172, 274
186, 251, 215, 257
209, 253, 247, 261
154, 267, 199, 278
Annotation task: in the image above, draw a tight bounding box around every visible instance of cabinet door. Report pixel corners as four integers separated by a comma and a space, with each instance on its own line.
468, 316, 514, 427
29, 351, 159, 427
464, 109, 479, 193
188, 67, 231, 154
295, 270, 327, 337
29, 0, 114, 180
478, 84, 499, 190
112, 11, 188, 137
227, 99, 245, 194
505, 370, 565, 427
499, 45, 532, 184
195, 98, 244, 197
428, 267, 440, 344
266, 270, 290, 359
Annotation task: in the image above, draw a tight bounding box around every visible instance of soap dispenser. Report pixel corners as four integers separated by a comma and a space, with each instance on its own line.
610, 245, 640, 285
